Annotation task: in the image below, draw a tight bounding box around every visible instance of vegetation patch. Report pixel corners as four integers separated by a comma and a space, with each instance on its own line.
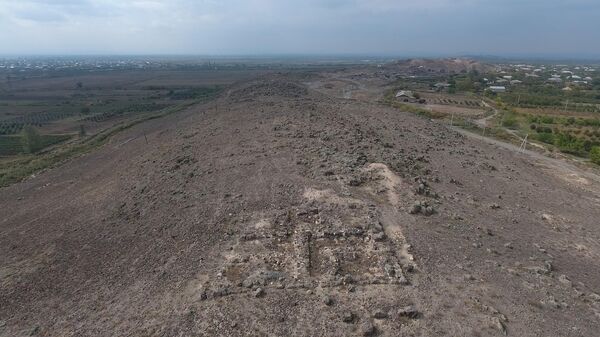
0, 93, 219, 187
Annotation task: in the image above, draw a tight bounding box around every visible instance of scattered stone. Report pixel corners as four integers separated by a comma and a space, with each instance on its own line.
504, 242, 513, 249
397, 305, 419, 319
341, 274, 354, 285
464, 274, 476, 281
342, 312, 355, 323
490, 203, 501, 209
409, 201, 435, 216
323, 295, 333, 306
373, 309, 388, 319
409, 202, 421, 215
558, 275, 572, 287
543, 297, 561, 309
588, 293, 600, 302
373, 231, 386, 241
486, 248, 500, 255
242, 270, 285, 288
360, 321, 377, 336
253, 287, 265, 298
491, 317, 507, 335
506, 268, 519, 276
199, 290, 208, 301
212, 287, 231, 298
29, 326, 40, 336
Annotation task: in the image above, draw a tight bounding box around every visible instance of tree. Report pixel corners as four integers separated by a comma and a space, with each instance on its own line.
20, 125, 42, 154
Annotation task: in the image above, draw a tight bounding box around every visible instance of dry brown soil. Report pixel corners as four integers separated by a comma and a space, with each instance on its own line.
1, 73, 600, 337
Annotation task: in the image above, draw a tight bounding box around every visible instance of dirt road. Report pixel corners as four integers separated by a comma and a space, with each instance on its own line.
1, 74, 600, 336
453, 126, 600, 197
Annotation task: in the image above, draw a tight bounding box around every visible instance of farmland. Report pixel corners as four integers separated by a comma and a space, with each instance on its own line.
0, 58, 286, 186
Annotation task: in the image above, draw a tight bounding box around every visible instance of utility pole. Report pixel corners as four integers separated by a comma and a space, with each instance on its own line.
519, 134, 529, 153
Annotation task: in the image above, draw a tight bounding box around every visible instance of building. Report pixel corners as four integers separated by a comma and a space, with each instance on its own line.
395, 90, 417, 102
488, 86, 506, 93
396, 90, 414, 98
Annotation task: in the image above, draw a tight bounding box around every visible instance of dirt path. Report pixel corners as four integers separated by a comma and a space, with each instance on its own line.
452, 126, 600, 196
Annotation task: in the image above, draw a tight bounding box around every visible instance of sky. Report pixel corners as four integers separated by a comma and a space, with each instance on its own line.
0, 0, 599, 57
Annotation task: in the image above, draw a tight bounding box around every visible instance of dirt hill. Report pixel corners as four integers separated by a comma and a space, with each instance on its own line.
1, 73, 599, 337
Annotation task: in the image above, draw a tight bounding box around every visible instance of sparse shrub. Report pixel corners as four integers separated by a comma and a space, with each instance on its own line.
530, 123, 537, 130
20, 125, 43, 153
540, 116, 555, 124
590, 146, 600, 165
502, 114, 519, 128
554, 132, 586, 155
536, 132, 554, 144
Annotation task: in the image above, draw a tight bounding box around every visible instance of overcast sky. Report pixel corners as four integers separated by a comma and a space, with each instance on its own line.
0, 0, 599, 57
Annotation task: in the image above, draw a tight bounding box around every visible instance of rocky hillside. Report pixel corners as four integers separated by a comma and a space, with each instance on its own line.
1, 74, 599, 337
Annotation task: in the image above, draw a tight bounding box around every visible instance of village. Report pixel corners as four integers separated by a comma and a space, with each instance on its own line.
388, 59, 600, 165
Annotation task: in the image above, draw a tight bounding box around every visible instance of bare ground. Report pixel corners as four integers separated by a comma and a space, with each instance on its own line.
1, 73, 600, 337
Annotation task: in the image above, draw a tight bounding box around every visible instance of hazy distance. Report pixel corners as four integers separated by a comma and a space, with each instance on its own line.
0, 0, 599, 58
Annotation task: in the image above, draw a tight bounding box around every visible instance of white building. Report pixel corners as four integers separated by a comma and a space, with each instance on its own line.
488, 86, 506, 93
